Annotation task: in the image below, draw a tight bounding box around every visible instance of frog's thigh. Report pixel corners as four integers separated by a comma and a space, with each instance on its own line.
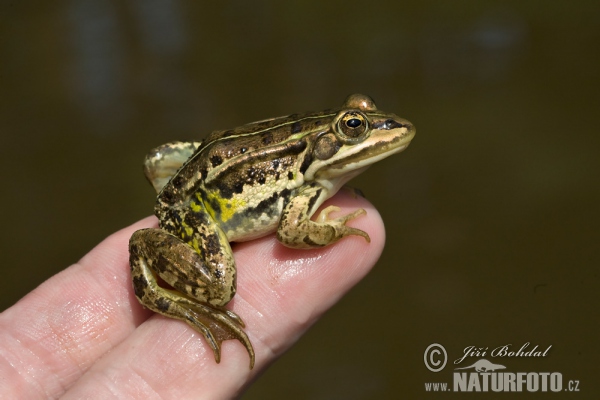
129, 228, 215, 303
277, 188, 370, 249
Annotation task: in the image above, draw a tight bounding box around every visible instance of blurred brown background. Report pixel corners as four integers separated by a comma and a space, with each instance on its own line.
1, 1, 598, 398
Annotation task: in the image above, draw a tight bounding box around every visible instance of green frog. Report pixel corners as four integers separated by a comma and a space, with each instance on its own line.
129, 94, 415, 369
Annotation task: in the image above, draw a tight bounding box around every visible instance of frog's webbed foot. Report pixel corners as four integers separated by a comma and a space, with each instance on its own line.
179, 300, 255, 368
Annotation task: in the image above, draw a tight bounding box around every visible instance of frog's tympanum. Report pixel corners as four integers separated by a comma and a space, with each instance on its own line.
129, 94, 415, 369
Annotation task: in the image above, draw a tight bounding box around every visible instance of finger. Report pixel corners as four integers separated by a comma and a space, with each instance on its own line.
60, 192, 385, 399
0, 217, 157, 399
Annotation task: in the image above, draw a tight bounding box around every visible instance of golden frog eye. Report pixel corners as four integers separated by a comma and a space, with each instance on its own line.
337, 111, 369, 142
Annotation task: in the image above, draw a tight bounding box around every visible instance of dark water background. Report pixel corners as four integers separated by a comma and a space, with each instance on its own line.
1, 1, 598, 398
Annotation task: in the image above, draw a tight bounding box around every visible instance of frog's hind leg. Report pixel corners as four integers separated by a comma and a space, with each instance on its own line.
129, 228, 255, 368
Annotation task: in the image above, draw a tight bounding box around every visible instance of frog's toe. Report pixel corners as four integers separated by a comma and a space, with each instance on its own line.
183, 302, 255, 369
224, 308, 246, 328
318, 207, 371, 243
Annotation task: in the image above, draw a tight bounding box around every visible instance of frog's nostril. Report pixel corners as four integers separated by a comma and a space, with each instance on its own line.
382, 119, 409, 130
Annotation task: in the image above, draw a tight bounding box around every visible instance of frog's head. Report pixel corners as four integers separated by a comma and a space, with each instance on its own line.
304, 94, 415, 187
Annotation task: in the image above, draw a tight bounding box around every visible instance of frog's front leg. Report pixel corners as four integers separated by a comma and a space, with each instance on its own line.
129, 227, 255, 368
276, 185, 370, 249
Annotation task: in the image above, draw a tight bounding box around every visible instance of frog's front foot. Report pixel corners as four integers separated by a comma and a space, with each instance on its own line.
316, 206, 371, 243
129, 229, 255, 369
277, 193, 370, 249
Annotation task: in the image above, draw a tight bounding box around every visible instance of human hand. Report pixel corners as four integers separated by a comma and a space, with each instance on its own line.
0, 192, 385, 399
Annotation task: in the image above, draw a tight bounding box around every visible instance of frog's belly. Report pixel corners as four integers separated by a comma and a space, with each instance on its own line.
227, 220, 280, 242
220, 200, 285, 242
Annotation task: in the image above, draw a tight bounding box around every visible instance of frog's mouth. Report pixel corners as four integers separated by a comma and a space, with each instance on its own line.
313, 130, 414, 180
322, 143, 411, 179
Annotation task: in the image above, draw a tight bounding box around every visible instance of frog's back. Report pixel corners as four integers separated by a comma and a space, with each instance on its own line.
155, 110, 333, 241
197, 110, 335, 159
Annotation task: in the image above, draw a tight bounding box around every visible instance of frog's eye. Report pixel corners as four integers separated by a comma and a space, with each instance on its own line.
346, 118, 362, 128
337, 111, 369, 142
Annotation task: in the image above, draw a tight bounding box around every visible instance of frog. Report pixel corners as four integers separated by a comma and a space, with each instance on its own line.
129, 94, 415, 369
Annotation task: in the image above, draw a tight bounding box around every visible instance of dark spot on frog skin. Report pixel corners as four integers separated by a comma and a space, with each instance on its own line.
210, 154, 223, 167
302, 235, 322, 247
215, 172, 252, 199
129, 244, 140, 267
157, 208, 183, 233
155, 297, 170, 312
214, 269, 223, 280
158, 218, 175, 234
161, 188, 175, 204
288, 171, 294, 180
184, 209, 209, 229
272, 159, 280, 169
288, 138, 307, 154
133, 275, 148, 298
202, 233, 222, 256
291, 121, 302, 134
306, 188, 322, 213
215, 180, 235, 199
254, 189, 291, 215
155, 254, 170, 274
198, 167, 208, 180
276, 230, 285, 243
233, 181, 245, 194
299, 152, 313, 174
171, 175, 184, 188
261, 132, 273, 145
245, 165, 267, 185
207, 197, 223, 217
